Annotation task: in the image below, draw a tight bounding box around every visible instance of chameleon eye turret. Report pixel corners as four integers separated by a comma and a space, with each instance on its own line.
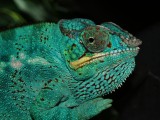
81, 26, 109, 52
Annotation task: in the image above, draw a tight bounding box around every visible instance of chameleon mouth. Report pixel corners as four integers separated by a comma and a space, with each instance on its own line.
70, 47, 140, 69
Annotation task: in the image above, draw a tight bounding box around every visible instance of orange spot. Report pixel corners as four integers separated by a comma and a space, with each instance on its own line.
107, 42, 112, 48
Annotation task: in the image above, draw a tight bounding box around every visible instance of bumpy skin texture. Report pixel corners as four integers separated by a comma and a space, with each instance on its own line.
0, 18, 142, 120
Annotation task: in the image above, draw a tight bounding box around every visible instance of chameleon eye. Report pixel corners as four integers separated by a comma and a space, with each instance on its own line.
81, 26, 109, 52
88, 37, 95, 43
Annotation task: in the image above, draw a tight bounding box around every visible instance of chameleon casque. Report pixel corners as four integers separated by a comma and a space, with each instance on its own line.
0, 18, 142, 120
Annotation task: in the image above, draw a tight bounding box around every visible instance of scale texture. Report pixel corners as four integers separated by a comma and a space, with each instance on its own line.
0, 18, 142, 120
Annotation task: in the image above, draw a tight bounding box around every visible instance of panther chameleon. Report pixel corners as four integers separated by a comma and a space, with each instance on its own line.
0, 18, 142, 120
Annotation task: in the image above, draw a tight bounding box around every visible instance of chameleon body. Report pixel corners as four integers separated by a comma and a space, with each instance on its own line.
0, 18, 142, 120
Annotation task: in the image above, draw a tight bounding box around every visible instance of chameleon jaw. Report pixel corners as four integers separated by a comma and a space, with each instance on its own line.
70, 53, 105, 69
70, 47, 139, 70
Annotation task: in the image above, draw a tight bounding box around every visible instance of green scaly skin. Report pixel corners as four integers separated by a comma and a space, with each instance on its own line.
0, 18, 142, 120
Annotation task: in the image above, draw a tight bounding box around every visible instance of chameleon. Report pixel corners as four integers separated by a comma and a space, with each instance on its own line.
0, 18, 142, 120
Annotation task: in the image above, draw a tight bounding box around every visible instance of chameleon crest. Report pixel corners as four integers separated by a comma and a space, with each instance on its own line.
0, 18, 142, 120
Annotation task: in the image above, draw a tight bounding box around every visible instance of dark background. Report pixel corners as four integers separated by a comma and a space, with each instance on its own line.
0, 0, 160, 120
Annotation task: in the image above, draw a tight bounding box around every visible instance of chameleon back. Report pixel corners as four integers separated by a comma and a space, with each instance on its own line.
0, 23, 68, 119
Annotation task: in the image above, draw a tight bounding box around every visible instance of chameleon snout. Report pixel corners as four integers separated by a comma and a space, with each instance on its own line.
122, 37, 142, 47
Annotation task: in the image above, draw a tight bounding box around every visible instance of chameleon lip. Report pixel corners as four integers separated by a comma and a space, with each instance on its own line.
70, 47, 140, 69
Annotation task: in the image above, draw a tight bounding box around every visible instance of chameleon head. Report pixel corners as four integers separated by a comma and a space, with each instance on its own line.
59, 18, 142, 101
